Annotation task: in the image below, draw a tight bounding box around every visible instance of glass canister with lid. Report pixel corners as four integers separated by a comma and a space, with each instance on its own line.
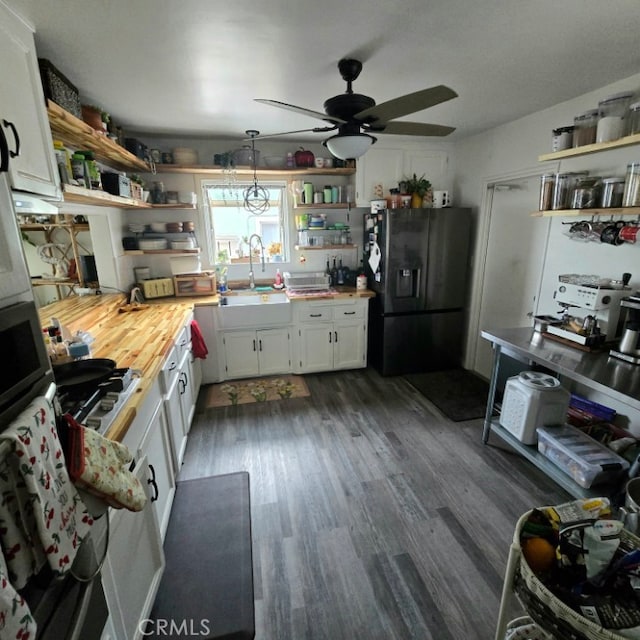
596, 91, 635, 143
622, 162, 640, 208
628, 101, 640, 136
551, 172, 589, 210
572, 109, 599, 147
600, 177, 625, 208
569, 176, 601, 209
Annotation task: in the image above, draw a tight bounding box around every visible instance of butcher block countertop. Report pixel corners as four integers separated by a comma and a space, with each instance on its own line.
39, 286, 374, 441
39, 293, 202, 442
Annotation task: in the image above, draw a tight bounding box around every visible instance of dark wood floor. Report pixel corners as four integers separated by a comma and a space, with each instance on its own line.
179, 368, 569, 640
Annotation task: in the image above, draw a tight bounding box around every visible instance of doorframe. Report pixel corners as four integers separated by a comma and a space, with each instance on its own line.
463, 163, 557, 373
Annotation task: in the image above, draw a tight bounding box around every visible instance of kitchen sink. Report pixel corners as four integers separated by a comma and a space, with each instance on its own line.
218, 292, 291, 328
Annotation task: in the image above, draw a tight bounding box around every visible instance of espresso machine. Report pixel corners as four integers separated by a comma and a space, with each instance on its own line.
610, 294, 640, 364
546, 273, 631, 347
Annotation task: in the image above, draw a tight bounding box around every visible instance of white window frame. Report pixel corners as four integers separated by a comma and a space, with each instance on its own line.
200, 179, 291, 268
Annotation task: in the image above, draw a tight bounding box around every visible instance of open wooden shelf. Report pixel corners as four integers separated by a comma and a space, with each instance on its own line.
151, 165, 355, 176
294, 244, 357, 251
538, 132, 640, 162
47, 101, 150, 172
294, 203, 353, 209
532, 206, 640, 217
123, 248, 201, 256
62, 184, 151, 208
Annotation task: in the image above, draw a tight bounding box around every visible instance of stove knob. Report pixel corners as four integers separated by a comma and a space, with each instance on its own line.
100, 397, 116, 411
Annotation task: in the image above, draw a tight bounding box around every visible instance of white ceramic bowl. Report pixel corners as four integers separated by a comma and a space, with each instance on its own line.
264, 156, 285, 168
150, 222, 167, 233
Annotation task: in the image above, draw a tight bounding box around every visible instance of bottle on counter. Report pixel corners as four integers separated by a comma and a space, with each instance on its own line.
337, 258, 345, 285
274, 268, 283, 288
356, 260, 367, 291
331, 257, 338, 286
325, 257, 332, 286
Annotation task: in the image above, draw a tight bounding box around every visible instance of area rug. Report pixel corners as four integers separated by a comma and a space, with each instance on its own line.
206, 374, 310, 407
404, 368, 490, 422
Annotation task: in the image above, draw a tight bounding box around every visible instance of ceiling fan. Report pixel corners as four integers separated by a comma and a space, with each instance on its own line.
253, 58, 458, 159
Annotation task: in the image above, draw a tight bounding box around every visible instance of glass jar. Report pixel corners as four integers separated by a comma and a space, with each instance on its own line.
622, 162, 640, 207
539, 174, 555, 211
600, 177, 625, 208
596, 92, 634, 143
151, 181, 167, 204
572, 109, 599, 147
628, 102, 640, 136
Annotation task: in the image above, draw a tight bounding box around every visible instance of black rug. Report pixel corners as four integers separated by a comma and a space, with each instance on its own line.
149, 472, 255, 639
404, 368, 490, 422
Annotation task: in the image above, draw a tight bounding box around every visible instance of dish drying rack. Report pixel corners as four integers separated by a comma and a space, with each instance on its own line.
283, 271, 330, 292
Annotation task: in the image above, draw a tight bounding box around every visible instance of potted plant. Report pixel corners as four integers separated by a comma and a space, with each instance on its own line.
404, 173, 432, 208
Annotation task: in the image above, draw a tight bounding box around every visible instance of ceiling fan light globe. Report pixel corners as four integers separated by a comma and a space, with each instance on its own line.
323, 133, 376, 160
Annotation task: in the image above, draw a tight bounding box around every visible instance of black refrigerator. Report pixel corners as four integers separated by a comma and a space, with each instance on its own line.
364, 207, 472, 376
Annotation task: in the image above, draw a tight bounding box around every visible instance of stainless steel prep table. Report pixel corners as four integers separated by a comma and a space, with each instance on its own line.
481, 326, 640, 498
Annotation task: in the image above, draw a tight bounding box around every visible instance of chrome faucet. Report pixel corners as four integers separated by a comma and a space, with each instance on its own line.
248, 233, 265, 289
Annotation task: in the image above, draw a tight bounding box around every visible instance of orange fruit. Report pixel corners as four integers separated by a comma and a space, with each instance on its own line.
521, 537, 556, 573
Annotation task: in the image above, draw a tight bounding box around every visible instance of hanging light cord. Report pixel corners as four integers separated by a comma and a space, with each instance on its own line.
243, 130, 270, 214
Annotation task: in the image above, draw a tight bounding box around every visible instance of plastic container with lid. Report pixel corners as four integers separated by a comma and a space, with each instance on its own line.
596, 91, 635, 143
600, 177, 625, 208
537, 424, 629, 488
572, 109, 599, 147
539, 174, 555, 211
622, 162, 640, 207
551, 126, 574, 152
499, 371, 570, 445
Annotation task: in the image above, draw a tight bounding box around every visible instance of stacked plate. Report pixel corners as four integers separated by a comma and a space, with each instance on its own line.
150, 222, 168, 233
138, 238, 168, 250
166, 222, 183, 233
128, 222, 146, 234
171, 238, 195, 250
183, 221, 195, 232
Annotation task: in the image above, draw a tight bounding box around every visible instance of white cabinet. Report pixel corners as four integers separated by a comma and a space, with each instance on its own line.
222, 328, 291, 379
354, 145, 450, 206
178, 348, 196, 434
0, 1, 60, 198
101, 455, 164, 640
294, 299, 368, 373
141, 398, 176, 539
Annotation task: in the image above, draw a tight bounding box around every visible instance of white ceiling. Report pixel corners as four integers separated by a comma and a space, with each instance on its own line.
11, 0, 640, 144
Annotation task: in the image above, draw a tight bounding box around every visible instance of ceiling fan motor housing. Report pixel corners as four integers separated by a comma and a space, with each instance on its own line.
323, 93, 376, 123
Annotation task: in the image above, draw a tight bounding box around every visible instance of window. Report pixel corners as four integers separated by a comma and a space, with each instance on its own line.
204, 181, 289, 266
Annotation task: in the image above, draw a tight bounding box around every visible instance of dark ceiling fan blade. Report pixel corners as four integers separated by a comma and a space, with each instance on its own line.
370, 121, 456, 137
255, 99, 346, 125
244, 126, 337, 141
354, 85, 458, 124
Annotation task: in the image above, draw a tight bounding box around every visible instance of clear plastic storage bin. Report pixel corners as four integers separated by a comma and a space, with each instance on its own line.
536, 424, 629, 488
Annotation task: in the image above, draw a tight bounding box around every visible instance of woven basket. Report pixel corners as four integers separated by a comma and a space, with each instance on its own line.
513, 510, 640, 640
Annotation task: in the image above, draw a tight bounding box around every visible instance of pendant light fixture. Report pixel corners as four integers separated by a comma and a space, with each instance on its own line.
243, 130, 270, 214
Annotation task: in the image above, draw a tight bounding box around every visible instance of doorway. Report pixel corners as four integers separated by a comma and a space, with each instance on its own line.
468, 174, 551, 379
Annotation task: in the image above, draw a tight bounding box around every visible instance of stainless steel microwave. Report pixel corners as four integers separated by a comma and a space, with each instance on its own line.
0, 300, 53, 426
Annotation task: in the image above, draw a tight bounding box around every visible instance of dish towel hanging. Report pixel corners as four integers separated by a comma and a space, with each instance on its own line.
191, 319, 209, 359
0, 394, 93, 639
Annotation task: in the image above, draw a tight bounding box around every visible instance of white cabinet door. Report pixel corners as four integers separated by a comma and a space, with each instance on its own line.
334, 320, 365, 370
355, 147, 404, 206
140, 401, 176, 541
163, 368, 187, 473
178, 349, 196, 433
298, 324, 333, 373
257, 328, 291, 375
223, 330, 259, 379
101, 456, 164, 640
0, 3, 59, 198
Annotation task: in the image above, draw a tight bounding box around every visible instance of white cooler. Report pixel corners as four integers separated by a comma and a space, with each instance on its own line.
499, 371, 570, 445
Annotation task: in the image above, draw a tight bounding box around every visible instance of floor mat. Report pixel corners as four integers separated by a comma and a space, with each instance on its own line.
404, 368, 489, 422
205, 374, 310, 407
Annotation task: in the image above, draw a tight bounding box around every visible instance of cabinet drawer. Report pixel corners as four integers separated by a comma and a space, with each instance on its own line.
295, 305, 333, 322
175, 324, 191, 363
159, 345, 181, 394
333, 303, 365, 320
